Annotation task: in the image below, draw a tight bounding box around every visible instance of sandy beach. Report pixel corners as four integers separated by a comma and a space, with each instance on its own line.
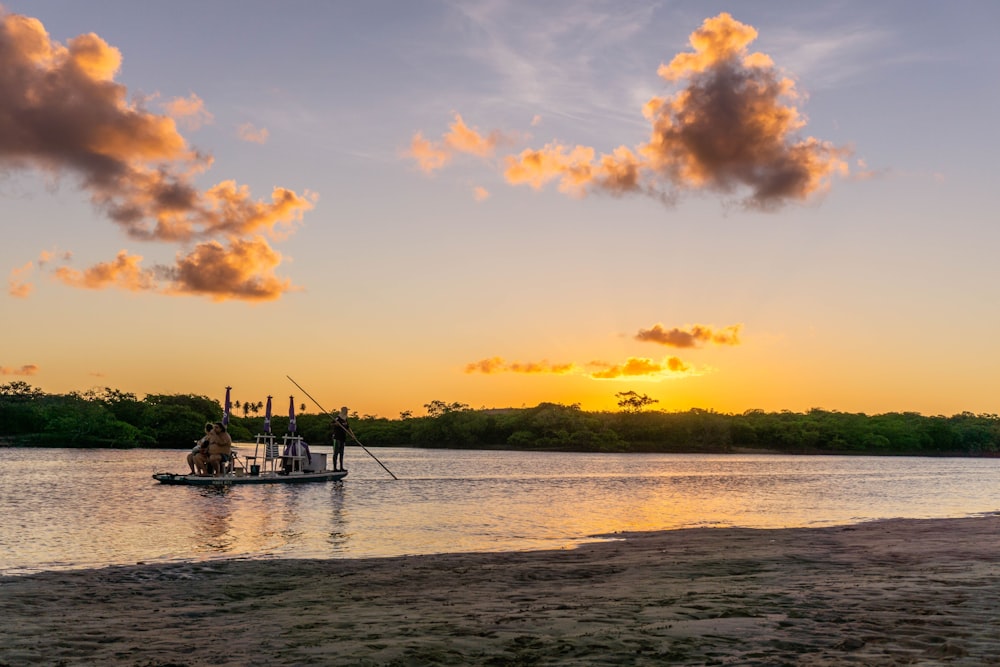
2, 516, 999, 666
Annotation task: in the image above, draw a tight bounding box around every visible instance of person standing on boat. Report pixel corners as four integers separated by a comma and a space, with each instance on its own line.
207, 422, 233, 476
187, 423, 213, 475
331, 406, 349, 472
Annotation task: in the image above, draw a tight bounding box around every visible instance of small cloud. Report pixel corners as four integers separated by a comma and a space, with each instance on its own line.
504, 143, 598, 195
406, 113, 505, 173
465, 353, 700, 381
465, 357, 576, 375
444, 113, 501, 157
237, 122, 269, 144
587, 356, 690, 379
407, 132, 451, 172
635, 323, 742, 348
850, 157, 887, 181
37, 249, 73, 267
473, 186, 490, 201
163, 93, 214, 130
54, 250, 158, 292
7, 261, 33, 297
0, 364, 39, 376
530, 115, 542, 127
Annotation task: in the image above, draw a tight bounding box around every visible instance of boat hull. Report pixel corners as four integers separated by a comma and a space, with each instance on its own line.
152, 470, 347, 485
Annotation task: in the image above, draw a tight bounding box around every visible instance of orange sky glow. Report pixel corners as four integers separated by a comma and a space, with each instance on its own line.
2, 3, 998, 418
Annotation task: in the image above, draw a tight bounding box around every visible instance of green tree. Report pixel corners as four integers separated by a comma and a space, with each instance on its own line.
424, 400, 470, 417
615, 391, 659, 413
0, 381, 43, 398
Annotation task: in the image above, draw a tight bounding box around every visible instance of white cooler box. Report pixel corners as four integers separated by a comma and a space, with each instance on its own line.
304, 452, 327, 472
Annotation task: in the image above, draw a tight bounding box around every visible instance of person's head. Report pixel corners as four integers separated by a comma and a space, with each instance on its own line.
204, 423, 213, 433
214, 422, 227, 433
339, 406, 348, 417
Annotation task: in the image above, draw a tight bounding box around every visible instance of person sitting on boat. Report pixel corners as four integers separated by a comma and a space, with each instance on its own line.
187, 423, 213, 475
331, 407, 349, 472
207, 422, 233, 476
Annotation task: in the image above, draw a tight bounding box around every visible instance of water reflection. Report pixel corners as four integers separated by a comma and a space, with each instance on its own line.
326, 482, 349, 552
2, 447, 1000, 575
193, 486, 236, 553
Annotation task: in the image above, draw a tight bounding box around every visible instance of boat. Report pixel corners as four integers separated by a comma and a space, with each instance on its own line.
153, 392, 348, 486
152, 468, 347, 485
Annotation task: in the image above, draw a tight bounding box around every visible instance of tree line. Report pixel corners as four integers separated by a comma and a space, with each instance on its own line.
1, 381, 999, 456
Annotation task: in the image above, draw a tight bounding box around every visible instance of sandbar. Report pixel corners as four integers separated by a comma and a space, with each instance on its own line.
2, 515, 999, 665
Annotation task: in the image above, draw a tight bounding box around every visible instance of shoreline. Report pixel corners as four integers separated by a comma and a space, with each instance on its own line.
3, 516, 1000, 665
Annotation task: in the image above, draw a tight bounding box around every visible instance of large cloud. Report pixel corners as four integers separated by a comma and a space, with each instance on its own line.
412, 13, 850, 210
0, 9, 316, 301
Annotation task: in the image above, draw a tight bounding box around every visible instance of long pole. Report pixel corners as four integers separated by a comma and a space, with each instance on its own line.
286, 375, 398, 480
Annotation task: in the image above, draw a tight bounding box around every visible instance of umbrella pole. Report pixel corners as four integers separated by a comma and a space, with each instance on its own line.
286, 375, 399, 480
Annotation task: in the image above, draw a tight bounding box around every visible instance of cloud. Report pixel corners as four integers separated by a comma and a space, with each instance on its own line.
503, 143, 596, 194
850, 157, 887, 181
473, 186, 490, 201
413, 13, 850, 210
237, 122, 269, 144
0, 364, 39, 376
635, 323, 742, 348
163, 93, 214, 130
162, 236, 295, 302
406, 113, 504, 173
407, 132, 450, 172
0, 9, 315, 301
587, 356, 690, 379
465, 357, 576, 375
37, 249, 72, 266
7, 261, 33, 297
53, 250, 157, 291
49, 237, 298, 302
465, 354, 699, 380
463, 324, 735, 380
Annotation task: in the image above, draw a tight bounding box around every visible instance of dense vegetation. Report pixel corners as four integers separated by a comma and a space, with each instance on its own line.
2, 382, 999, 456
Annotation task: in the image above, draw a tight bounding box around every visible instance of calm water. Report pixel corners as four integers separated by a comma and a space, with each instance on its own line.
1, 446, 998, 576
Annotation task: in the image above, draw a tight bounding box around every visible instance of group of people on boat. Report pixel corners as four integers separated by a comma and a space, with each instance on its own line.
186, 422, 233, 476
182, 407, 351, 476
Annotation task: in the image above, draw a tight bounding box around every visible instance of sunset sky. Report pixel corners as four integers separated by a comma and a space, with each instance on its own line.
2, 1, 998, 419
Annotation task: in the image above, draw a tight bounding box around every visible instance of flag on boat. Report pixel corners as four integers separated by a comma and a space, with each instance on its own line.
264, 395, 272, 434
283, 436, 311, 460
288, 395, 296, 433
223, 386, 232, 426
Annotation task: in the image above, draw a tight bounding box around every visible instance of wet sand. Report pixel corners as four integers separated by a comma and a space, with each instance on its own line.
2, 516, 999, 666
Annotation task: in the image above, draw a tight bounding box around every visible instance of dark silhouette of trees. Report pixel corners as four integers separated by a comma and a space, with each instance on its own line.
615, 391, 660, 413
3, 383, 1000, 456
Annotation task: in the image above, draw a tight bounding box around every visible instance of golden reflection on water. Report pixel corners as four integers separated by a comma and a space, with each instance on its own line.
193, 486, 237, 553
3, 447, 1000, 575
184, 483, 345, 557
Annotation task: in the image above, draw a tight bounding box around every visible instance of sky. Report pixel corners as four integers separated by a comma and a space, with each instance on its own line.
2, 1, 999, 419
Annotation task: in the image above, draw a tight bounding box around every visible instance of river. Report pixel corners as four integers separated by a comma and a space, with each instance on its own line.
1, 446, 997, 575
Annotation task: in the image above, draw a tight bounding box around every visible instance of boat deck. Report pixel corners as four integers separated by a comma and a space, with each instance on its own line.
152, 469, 347, 485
